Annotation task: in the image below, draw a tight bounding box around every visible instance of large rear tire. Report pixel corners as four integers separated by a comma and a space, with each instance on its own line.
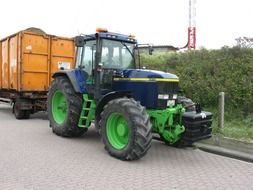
100, 98, 152, 161
47, 76, 87, 137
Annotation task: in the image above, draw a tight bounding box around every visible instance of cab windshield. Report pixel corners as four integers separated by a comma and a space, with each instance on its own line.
101, 39, 135, 69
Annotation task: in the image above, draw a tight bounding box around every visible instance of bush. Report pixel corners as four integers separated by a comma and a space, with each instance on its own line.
140, 47, 253, 116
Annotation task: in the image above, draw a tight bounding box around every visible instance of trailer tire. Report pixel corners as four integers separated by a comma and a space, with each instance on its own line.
24, 111, 31, 119
13, 101, 30, 120
47, 76, 87, 137
100, 98, 152, 161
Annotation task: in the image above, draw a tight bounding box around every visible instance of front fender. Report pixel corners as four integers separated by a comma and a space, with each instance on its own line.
95, 91, 132, 127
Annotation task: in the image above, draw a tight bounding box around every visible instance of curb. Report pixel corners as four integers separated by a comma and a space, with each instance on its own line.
194, 142, 253, 163
194, 136, 253, 163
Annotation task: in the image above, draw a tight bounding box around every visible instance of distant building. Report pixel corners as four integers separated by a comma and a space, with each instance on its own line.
138, 45, 179, 53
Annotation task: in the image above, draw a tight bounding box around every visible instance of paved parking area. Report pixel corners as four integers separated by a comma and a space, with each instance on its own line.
0, 104, 252, 190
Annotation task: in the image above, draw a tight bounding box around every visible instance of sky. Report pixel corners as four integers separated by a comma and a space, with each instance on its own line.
0, 0, 252, 49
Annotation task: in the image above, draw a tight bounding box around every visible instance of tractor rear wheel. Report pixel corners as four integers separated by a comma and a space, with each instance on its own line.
47, 76, 87, 137
100, 98, 152, 161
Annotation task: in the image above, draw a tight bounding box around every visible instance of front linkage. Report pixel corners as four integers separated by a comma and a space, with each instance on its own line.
147, 104, 212, 146
147, 104, 186, 144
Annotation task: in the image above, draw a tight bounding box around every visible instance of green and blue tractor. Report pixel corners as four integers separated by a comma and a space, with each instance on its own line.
47, 28, 212, 160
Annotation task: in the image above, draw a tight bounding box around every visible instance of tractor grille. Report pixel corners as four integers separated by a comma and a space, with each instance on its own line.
157, 82, 179, 109
157, 81, 179, 95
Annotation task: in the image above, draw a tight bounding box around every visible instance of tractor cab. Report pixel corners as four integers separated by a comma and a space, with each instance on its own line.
74, 28, 180, 109
74, 28, 137, 98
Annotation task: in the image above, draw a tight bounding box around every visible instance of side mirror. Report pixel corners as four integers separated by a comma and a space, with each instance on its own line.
75, 36, 85, 47
149, 45, 154, 55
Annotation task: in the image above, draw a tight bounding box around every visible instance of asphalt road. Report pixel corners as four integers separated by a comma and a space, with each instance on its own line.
0, 104, 252, 190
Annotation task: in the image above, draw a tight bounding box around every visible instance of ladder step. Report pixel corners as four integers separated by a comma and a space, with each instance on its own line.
82, 108, 90, 111
80, 116, 88, 119
84, 99, 93, 102
78, 124, 87, 128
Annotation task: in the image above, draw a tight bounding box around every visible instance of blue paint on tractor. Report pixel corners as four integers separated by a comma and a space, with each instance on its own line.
112, 80, 158, 108
111, 69, 179, 109
84, 32, 137, 43
98, 32, 136, 42
121, 69, 179, 79
74, 69, 87, 93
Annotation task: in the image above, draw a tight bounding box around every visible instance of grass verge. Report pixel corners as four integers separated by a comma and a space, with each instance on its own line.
206, 107, 253, 141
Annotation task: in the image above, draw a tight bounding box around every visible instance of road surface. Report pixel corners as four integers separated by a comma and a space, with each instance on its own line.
0, 104, 252, 190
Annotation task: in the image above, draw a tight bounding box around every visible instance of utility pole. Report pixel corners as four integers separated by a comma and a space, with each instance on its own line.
188, 0, 196, 49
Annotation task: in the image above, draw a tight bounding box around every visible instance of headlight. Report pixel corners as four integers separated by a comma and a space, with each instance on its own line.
172, 94, 178, 99
167, 100, 175, 107
158, 94, 169, 100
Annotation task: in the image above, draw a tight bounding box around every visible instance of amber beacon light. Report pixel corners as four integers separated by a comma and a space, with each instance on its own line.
96, 28, 108, 33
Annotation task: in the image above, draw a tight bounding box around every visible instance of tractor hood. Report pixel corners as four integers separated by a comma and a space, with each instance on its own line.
112, 69, 179, 109
117, 69, 179, 80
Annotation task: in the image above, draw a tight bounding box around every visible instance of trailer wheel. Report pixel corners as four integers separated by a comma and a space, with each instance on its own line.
23, 111, 31, 119
47, 76, 87, 137
13, 101, 30, 119
100, 98, 152, 161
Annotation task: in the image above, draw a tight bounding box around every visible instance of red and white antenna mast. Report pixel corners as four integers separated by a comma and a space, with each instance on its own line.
188, 0, 196, 49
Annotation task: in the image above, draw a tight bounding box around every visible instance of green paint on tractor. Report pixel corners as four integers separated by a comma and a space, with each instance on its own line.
147, 104, 186, 144
106, 112, 129, 150
78, 94, 96, 128
78, 95, 186, 145
51, 90, 68, 125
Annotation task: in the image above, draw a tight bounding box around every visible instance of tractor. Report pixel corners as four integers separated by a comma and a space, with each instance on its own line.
47, 28, 212, 160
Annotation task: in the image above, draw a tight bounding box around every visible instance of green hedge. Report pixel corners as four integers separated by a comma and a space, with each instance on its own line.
140, 47, 253, 115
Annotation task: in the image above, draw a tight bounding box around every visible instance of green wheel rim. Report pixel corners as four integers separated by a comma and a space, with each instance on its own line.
106, 113, 129, 150
52, 90, 68, 124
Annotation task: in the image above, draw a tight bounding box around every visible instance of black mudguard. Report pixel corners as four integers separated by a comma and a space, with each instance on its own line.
53, 70, 88, 93
95, 91, 132, 128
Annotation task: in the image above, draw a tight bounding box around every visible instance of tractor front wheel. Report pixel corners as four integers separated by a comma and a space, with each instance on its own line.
100, 98, 152, 161
47, 76, 87, 137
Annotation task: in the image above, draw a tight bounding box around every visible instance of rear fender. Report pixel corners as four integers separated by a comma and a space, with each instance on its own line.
53, 70, 88, 93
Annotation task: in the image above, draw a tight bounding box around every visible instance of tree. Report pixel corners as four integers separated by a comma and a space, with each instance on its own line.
235, 37, 253, 48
